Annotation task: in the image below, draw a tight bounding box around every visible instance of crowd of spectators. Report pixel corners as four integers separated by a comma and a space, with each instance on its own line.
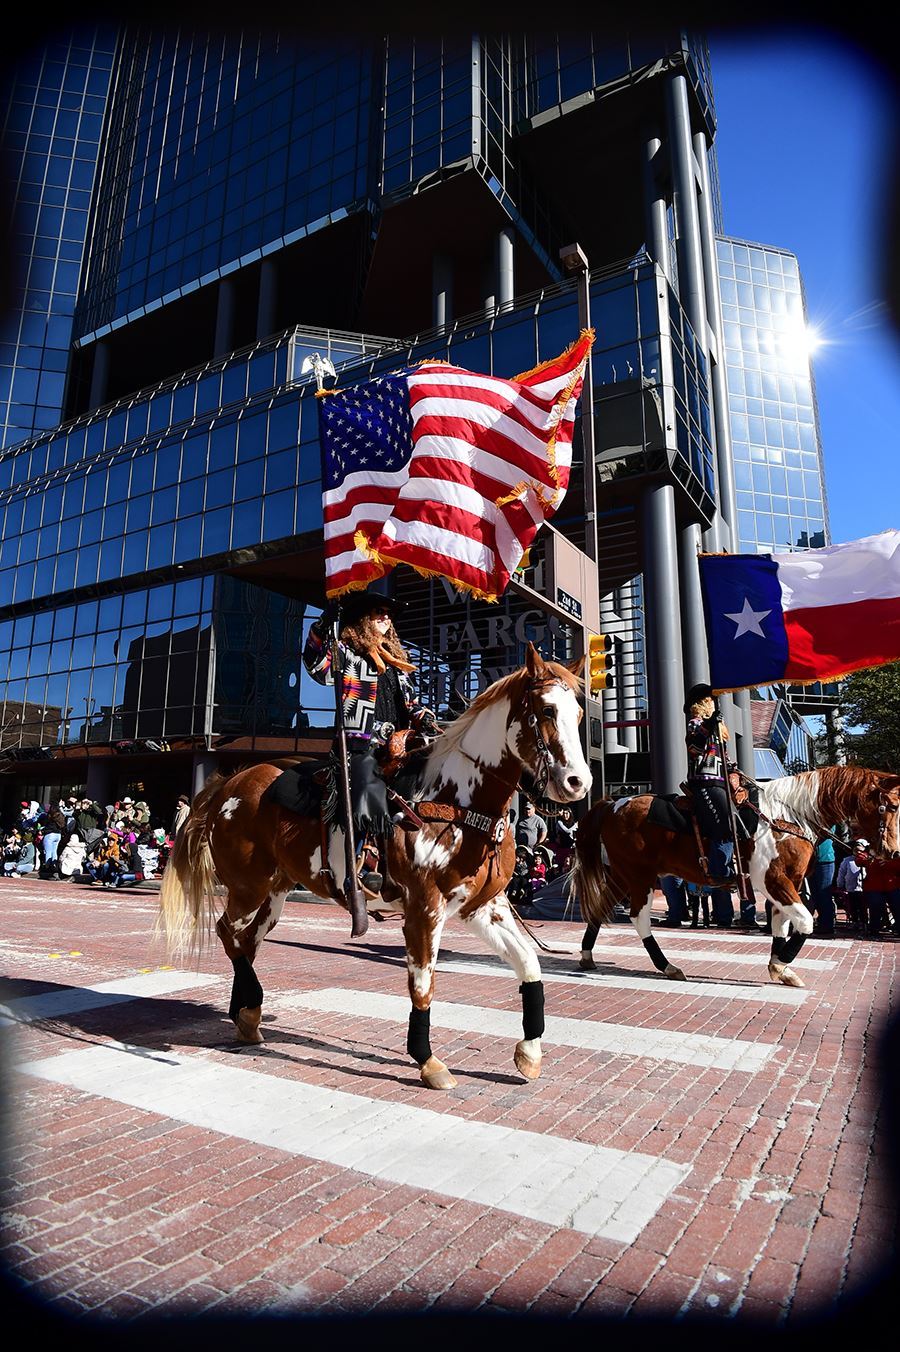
659, 829, 900, 938
2, 792, 191, 889
506, 802, 578, 910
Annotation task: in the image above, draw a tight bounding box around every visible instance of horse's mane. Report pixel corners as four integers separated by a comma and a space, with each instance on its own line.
759, 765, 893, 838
423, 659, 582, 781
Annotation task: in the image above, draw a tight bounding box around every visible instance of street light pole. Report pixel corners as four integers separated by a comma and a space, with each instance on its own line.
560, 244, 601, 795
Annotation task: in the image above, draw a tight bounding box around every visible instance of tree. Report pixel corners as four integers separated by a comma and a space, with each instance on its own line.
839, 661, 900, 770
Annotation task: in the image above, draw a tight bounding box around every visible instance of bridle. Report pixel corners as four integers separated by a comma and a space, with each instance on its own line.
449, 673, 577, 815
876, 791, 900, 858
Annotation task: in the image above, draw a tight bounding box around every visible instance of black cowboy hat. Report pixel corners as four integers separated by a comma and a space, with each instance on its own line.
683, 682, 714, 713
337, 587, 407, 621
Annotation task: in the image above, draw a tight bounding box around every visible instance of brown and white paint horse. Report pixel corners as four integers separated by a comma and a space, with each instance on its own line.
158, 644, 589, 1088
571, 766, 900, 988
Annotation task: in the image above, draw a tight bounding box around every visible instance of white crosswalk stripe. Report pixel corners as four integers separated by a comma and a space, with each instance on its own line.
283, 988, 778, 1072
0, 970, 223, 1027
437, 955, 808, 1004
18, 1041, 690, 1244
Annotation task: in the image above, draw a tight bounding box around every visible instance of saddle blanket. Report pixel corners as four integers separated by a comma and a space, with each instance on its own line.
265, 758, 336, 822
646, 792, 758, 839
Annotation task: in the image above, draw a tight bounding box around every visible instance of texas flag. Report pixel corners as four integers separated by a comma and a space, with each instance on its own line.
698, 530, 900, 692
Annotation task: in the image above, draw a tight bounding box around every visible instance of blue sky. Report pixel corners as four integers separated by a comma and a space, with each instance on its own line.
711, 32, 900, 546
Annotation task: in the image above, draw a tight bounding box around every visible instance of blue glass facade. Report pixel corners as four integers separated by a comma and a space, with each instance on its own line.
718, 237, 829, 554
0, 27, 115, 448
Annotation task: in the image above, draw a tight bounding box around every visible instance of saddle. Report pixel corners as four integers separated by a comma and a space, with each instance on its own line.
646, 778, 760, 884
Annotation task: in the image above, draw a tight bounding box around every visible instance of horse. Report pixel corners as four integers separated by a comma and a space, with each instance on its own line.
158, 643, 590, 1089
570, 766, 900, 988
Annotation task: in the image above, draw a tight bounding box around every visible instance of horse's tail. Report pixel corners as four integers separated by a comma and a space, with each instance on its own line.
570, 798, 620, 927
156, 773, 225, 961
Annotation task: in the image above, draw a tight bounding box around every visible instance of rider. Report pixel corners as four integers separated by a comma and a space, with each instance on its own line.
302, 587, 439, 894
684, 682, 738, 890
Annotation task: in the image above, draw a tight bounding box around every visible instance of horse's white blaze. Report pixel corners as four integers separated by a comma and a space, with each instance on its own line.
464, 894, 541, 983
413, 831, 457, 872
219, 797, 241, 820
542, 683, 590, 799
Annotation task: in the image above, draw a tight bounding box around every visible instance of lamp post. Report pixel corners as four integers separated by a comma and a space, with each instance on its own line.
560, 244, 601, 794
559, 243, 598, 567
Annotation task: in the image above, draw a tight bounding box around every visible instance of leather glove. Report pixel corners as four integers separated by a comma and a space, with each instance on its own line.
321, 598, 342, 624
419, 709, 440, 736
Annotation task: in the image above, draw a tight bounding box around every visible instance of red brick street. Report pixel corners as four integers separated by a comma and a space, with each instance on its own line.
1, 876, 898, 1331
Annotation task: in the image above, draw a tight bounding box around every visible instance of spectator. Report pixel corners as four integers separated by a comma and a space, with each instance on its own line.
73, 798, 105, 847
131, 799, 151, 828
39, 803, 68, 878
2, 829, 36, 877
553, 807, 577, 873
660, 875, 688, 927
172, 794, 191, 836
809, 837, 837, 937
836, 839, 868, 931
87, 831, 124, 888
58, 832, 87, 879
531, 853, 547, 889
516, 801, 547, 850
861, 854, 900, 938
507, 847, 534, 909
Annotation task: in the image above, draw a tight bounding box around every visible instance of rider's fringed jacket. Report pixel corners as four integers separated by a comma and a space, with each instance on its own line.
685, 716, 729, 783
302, 618, 430, 742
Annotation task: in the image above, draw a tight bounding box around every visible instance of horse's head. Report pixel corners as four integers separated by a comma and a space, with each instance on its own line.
858, 772, 900, 858
512, 643, 590, 803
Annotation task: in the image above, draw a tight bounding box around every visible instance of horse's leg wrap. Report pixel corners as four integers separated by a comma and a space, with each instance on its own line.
642, 935, 670, 973
407, 1005, 432, 1066
229, 954, 264, 1024
781, 930, 808, 964
519, 981, 545, 1041
581, 922, 599, 952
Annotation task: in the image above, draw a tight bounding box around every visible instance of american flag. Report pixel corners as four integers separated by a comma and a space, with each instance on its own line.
320, 330, 593, 601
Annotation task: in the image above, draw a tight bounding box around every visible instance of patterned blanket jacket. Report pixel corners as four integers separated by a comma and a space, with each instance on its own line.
302, 618, 431, 743
685, 716, 732, 783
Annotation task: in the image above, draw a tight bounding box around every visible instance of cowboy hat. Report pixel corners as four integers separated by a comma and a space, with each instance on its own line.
337, 587, 407, 622
684, 683, 714, 713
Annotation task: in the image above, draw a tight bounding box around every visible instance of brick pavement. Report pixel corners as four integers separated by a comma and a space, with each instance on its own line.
1, 876, 898, 1328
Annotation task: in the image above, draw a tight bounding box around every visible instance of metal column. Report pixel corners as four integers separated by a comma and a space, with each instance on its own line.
432, 254, 453, 330
214, 278, 236, 357
642, 482, 685, 794
678, 521, 709, 687
496, 226, 515, 311
192, 752, 217, 799
88, 340, 110, 411
256, 257, 278, 340
642, 132, 670, 279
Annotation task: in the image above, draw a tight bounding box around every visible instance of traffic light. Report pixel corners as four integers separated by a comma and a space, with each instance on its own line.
587, 633, 614, 696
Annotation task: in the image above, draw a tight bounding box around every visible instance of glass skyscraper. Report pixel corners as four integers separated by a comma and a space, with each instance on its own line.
0, 25, 830, 814
718, 237, 829, 555
0, 27, 116, 449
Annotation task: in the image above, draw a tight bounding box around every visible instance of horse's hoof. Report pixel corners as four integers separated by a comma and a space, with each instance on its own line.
236, 1005, 264, 1043
514, 1042, 542, 1081
578, 953, 596, 971
419, 1056, 457, 1090
768, 962, 805, 989
664, 964, 687, 981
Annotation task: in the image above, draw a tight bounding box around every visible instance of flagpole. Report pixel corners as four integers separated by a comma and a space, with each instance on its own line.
712, 695, 753, 908
306, 350, 368, 939
330, 617, 369, 939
